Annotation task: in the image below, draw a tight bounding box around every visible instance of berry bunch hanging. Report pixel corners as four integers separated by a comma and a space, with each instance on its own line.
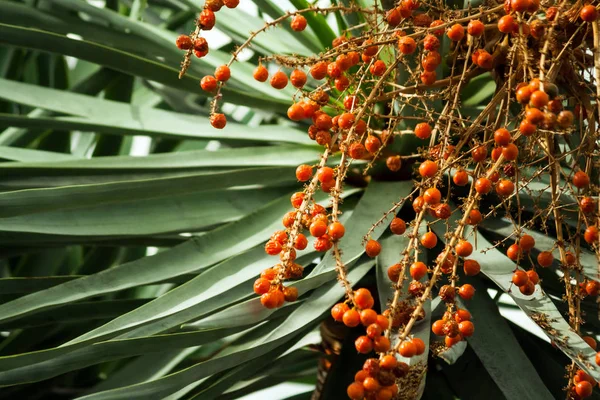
176, 0, 600, 398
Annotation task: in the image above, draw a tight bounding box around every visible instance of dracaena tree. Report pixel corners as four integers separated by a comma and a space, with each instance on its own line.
0, 0, 598, 399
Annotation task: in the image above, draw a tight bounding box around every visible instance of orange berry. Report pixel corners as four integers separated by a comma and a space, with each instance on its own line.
355, 335, 374, 353
420, 231, 437, 249
575, 381, 593, 398
287, 103, 305, 121
516, 86, 532, 104
423, 34, 440, 51
310, 61, 328, 80
537, 251, 554, 267
343, 309, 361, 327
424, 188, 442, 205
376, 314, 389, 330
331, 302, 350, 321
581, 197, 596, 213
309, 220, 327, 237
294, 233, 308, 250
502, 143, 519, 161
347, 382, 365, 400
388, 263, 402, 282
349, 143, 366, 159
475, 50, 493, 69
475, 177, 492, 194
419, 160, 438, 178
420, 70, 436, 85
355, 370, 368, 383
527, 270, 539, 285
414, 122, 432, 139
525, 107, 544, 124
176, 35, 193, 50
584, 226, 599, 244
355, 288, 375, 309
398, 36, 417, 54
507, 243, 522, 261
370, 60, 387, 77
519, 120, 536, 136
386, 7, 402, 26
295, 164, 312, 182
365, 135, 382, 153
463, 259, 481, 276
581, 5, 598, 22
210, 113, 227, 129
283, 286, 298, 302
317, 167, 334, 183
412, 337, 426, 355
432, 319, 445, 336
201, 75, 218, 92
374, 335, 391, 352
410, 261, 428, 280
494, 128, 511, 146
413, 196, 425, 213
445, 334, 463, 347
260, 291, 278, 308
270, 71, 288, 89
584, 336, 598, 350
215, 65, 231, 82
512, 270, 529, 286
467, 20, 485, 36
496, 179, 515, 197
447, 24, 465, 41
253, 65, 269, 82
390, 217, 407, 235
254, 278, 271, 294
290, 69, 307, 88
498, 15, 516, 33
399, 340, 417, 357
453, 170, 469, 186
366, 239, 382, 257
223, 0, 239, 8
519, 234, 535, 252
328, 221, 346, 240
456, 240, 473, 257
472, 145, 488, 162
459, 284, 475, 300
338, 113, 355, 129
573, 171, 590, 188
363, 376, 379, 392
261, 268, 277, 280
467, 209, 482, 225
458, 320, 474, 337
290, 14, 307, 31
380, 355, 398, 370
199, 9, 216, 30
529, 90, 549, 108
361, 309, 378, 326
290, 192, 304, 208
511, 0, 529, 12
455, 308, 472, 322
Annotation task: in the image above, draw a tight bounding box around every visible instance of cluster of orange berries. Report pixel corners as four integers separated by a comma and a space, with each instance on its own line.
175, 0, 240, 129
346, 357, 404, 400
572, 368, 597, 399
331, 289, 391, 354
254, 168, 352, 308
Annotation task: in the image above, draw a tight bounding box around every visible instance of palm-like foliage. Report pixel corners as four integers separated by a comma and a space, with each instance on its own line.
0, 1, 598, 399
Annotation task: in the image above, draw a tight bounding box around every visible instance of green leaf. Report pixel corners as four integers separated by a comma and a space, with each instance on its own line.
0, 187, 290, 239
463, 276, 552, 399
72, 259, 375, 400
0, 191, 305, 326
429, 204, 600, 381
0, 78, 312, 144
